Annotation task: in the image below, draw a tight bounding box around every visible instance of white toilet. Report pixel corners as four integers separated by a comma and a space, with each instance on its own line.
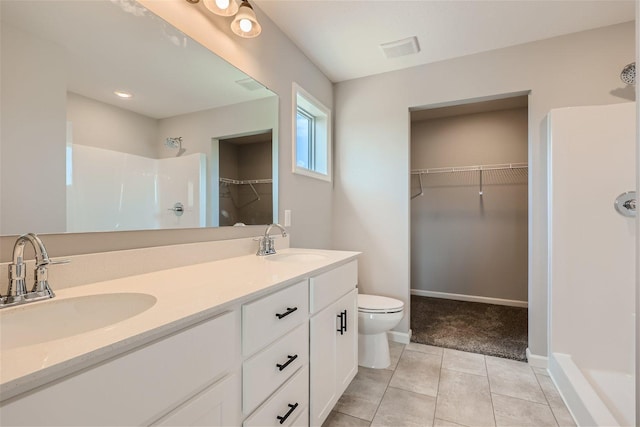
357, 294, 405, 369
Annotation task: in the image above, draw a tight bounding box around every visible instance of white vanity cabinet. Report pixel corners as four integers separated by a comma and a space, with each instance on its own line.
0, 310, 242, 426
0, 252, 361, 427
309, 261, 358, 427
241, 280, 310, 426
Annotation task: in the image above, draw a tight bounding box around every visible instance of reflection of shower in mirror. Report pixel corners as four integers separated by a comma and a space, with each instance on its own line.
165, 137, 186, 157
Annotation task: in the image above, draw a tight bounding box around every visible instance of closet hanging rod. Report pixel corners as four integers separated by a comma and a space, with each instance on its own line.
411, 162, 527, 175
219, 177, 272, 185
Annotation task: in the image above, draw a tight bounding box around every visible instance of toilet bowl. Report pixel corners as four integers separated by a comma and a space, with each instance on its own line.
357, 294, 404, 369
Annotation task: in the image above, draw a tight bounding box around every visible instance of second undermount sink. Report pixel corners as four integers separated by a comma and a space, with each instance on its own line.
265, 252, 329, 263
0, 292, 157, 351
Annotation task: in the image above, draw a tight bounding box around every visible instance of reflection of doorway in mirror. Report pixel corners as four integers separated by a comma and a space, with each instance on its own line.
217, 131, 273, 227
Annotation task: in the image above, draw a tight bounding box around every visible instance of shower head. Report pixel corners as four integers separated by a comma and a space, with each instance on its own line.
165, 137, 183, 149
620, 62, 635, 85
165, 137, 186, 157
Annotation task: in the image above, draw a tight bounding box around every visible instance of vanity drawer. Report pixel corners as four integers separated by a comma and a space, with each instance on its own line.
243, 323, 309, 415
310, 260, 357, 313
243, 280, 308, 356
243, 365, 309, 427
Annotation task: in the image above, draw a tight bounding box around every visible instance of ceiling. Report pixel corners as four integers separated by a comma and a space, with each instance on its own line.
2, 0, 274, 119
254, 0, 636, 83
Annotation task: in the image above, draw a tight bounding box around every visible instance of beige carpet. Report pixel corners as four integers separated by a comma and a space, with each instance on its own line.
410, 296, 528, 361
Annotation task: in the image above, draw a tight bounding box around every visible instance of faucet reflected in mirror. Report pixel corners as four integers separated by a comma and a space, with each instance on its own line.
1, 234, 69, 308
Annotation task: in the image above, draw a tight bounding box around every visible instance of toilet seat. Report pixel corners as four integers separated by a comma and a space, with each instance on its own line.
358, 294, 404, 314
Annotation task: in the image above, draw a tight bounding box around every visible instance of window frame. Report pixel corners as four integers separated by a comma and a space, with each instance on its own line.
292, 83, 332, 182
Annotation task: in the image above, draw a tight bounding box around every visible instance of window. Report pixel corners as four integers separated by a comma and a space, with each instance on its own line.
293, 83, 331, 181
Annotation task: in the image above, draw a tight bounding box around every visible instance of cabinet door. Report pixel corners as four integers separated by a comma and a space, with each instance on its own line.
153, 373, 241, 427
309, 304, 338, 426
335, 289, 358, 396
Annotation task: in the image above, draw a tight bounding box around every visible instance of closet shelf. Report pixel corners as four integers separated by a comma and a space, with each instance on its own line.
410, 162, 527, 199
411, 162, 527, 175
219, 177, 272, 185
219, 177, 272, 208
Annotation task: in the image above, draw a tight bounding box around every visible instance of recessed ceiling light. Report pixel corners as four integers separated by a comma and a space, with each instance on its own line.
114, 90, 133, 99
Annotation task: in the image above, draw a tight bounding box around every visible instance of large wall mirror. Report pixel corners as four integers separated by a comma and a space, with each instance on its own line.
0, 0, 278, 236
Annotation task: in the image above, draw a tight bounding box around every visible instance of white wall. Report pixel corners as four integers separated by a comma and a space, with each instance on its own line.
67, 92, 160, 159
1, 24, 67, 235
333, 22, 635, 356
411, 108, 528, 302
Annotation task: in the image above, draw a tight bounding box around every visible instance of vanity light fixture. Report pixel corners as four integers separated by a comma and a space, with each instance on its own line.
186, 0, 261, 38
231, 0, 261, 38
114, 90, 133, 99
203, 0, 238, 17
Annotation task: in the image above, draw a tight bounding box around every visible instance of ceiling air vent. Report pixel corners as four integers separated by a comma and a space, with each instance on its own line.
380, 36, 420, 59
235, 77, 264, 91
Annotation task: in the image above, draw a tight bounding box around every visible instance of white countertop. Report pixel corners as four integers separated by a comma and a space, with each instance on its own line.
0, 248, 359, 401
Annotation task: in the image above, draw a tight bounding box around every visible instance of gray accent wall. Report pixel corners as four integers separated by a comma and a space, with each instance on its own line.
410, 107, 528, 302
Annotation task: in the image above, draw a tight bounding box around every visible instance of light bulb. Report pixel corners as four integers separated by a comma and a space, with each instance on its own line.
239, 18, 252, 33
215, 0, 229, 9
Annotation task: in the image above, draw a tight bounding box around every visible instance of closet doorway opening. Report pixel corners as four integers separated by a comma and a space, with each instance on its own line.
216, 130, 274, 227
409, 94, 529, 361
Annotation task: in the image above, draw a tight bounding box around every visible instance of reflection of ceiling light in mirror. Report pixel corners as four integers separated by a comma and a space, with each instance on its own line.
114, 91, 133, 99
203, 0, 238, 17
231, 0, 261, 38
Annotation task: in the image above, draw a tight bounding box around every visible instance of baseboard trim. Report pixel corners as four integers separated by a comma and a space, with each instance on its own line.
410, 289, 528, 308
388, 330, 411, 344
526, 348, 549, 368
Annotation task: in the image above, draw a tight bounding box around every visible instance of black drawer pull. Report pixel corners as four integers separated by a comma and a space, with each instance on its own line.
337, 310, 347, 335
277, 402, 299, 424
276, 354, 298, 371
275, 307, 297, 319
343, 309, 348, 333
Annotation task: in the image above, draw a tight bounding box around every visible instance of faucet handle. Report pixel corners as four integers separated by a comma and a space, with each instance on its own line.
32, 258, 69, 296
47, 258, 71, 266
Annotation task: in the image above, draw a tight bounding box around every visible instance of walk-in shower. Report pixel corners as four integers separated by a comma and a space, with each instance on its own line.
548, 102, 636, 426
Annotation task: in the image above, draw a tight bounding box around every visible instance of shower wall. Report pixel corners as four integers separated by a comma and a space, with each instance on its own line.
67, 145, 205, 232
411, 107, 528, 303
548, 102, 635, 426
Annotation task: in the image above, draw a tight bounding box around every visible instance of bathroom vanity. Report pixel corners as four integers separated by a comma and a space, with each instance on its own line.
0, 247, 359, 426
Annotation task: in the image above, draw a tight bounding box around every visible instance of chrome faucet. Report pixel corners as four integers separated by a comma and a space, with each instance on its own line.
1, 233, 68, 308
256, 223, 287, 256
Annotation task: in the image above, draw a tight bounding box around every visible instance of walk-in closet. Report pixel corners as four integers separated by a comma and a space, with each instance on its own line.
409, 95, 529, 361
218, 131, 273, 226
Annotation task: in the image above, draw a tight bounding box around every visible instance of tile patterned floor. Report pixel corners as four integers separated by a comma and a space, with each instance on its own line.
323, 342, 576, 427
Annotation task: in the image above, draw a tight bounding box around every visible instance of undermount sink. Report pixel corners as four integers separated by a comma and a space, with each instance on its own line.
0, 293, 157, 351
265, 252, 328, 263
